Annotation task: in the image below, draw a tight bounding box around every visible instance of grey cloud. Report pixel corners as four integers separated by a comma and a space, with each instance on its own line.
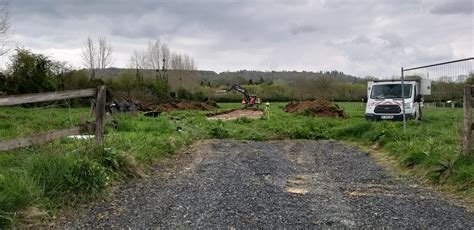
430, 0, 473, 15
351, 35, 371, 45
290, 24, 321, 35
4, 0, 472, 78
378, 34, 403, 48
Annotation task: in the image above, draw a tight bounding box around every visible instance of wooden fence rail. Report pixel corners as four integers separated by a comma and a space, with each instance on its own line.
0, 88, 97, 106
0, 127, 81, 152
0, 86, 106, 152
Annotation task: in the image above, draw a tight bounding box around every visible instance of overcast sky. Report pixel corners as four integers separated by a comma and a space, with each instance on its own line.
6, 0, 474, 78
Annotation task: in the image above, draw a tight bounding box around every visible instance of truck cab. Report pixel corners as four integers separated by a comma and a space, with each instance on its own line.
365, 79, 431, 121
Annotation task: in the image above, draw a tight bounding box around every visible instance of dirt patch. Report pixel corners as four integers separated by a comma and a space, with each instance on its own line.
207, 109, 264, 120
284, 99, 347, 118
116, 97, 218, 112
137, 101, 217, 112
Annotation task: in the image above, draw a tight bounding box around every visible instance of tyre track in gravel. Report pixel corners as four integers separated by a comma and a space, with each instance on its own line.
61, 140, 474, 228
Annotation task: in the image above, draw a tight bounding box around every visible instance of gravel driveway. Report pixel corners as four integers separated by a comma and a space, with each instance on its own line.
61, 140, 474, 228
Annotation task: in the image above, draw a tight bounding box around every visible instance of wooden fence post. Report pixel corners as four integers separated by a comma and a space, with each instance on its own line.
462, 85, 472, 155
95, 86, 106, 145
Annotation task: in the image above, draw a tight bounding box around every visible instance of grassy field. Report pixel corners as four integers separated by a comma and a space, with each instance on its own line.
0, 102, 472, 226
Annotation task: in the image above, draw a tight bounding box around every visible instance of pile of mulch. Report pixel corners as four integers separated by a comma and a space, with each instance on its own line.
284, 99, 347, 118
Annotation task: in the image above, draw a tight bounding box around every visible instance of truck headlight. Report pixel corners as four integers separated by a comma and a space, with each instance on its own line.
404, 103, 412, 110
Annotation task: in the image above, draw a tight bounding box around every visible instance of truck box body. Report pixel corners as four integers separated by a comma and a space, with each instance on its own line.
365, 79, 431, 121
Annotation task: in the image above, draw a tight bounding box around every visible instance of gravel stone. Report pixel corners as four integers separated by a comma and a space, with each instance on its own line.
60, 140, 474, 228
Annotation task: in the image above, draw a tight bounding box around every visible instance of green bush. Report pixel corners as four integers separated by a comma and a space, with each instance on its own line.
63, 70, 90, 90
194, 91, 208, 102
5, 48, 56, 95
428, 150, 462, 182
68, 159, 109, 194
177, 88, 194, 100
152, 77, 171, 101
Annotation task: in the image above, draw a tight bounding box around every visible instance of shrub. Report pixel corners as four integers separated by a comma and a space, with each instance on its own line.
152, 78, 171, 101
177, 88, 194, 100
63, 70, 90, 90
428, 151, 461, 182
194, 91, 208, 102
93, 147, 145, 178
67, 159, 109, 195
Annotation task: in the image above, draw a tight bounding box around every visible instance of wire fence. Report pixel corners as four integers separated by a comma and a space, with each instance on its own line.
403, 58, 473, 82
403, 58, 474, 104
399, 58, 473, 129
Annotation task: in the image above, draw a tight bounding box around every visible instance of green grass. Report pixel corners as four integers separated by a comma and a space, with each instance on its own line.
0, 102, 473, 227
0, 107, 90, 139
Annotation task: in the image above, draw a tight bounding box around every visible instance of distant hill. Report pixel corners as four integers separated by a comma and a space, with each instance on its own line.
93, 68, 363, 86
205, 70, 362, 85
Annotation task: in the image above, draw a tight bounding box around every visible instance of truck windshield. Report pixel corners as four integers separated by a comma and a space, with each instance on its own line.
370, 84, 412, 99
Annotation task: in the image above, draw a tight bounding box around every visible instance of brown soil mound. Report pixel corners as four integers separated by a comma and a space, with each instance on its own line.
140, 101, 217, 112
120, 97, 218, 112
284, 99, 347, 118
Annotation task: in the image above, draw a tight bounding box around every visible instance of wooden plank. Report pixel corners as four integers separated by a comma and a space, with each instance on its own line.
462, 85, 472, 155
0, 127, 81, 152
95, 86, 106, 145
0, 88, 97, 106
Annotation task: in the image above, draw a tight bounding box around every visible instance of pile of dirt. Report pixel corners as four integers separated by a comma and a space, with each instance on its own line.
107, 97, 218, 114
284, 99, 347, 118
124, 98, 218, 112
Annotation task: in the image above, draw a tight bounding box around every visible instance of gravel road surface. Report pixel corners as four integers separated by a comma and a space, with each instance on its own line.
61, 140, 474, 228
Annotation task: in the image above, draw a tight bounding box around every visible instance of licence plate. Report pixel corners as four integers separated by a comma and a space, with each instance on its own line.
381, 115, 394, 119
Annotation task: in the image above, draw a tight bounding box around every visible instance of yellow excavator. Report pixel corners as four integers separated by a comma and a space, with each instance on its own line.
228, 84, 261, 108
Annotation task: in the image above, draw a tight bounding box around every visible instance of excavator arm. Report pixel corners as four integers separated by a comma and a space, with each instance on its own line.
228, 84, 251, 104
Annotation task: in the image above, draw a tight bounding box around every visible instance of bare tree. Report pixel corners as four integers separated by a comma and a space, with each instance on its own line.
160, 43, 170, 70
169, 53, 197, 70
182, 54, 191, 70
97, 36, 113, 69
189, 57, 197, 70
170, 52, 183, 70
0, 0, 10, 56
82, 36, 114, 80
147, 39, 161, 70
81, 37, 96, 80
129, 50, 147, 69
182, 54, 197, 70
129, 49, 147, 81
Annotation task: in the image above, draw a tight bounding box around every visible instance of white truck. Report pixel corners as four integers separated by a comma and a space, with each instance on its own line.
365, 79, 431, 121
